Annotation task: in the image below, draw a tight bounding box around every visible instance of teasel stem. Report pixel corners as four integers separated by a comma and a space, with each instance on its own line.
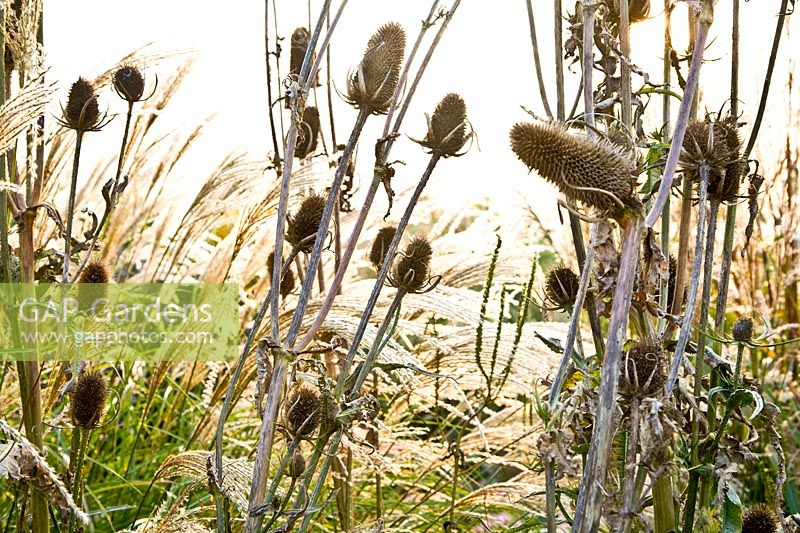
657, 3, 673, 336
264, 0, 281, 165
261, 437, 300, 513
68, 428, 90, 532
525, 0, 553, 119
617, 396, 640, 533
0, 7, 9, 283
296, 0, 454, 352
619, 0, 632, 130
581, 0, 596, 127
572, 215, 643, 533
62, 132, 84, 283
645, 4, 713, 228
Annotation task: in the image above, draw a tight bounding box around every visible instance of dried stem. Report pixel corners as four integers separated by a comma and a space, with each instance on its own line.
63, 131, 84, 283
525, 0, 553, 119
617, 397, 640, 533
265, 0, 281, 164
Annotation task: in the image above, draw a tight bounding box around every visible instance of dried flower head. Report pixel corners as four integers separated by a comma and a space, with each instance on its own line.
296, 106, 321, 159
621, 339, 665, 397
288, 450, 306, 478
113, 65, 146, 103
544, 266, 580, 310
290, 28, 311, 78
346, 22, 406, 114
732, 316, 754, 342
509, 122, 638, 216
78, 261, 111, 284
416, 93, 470, 157
390, 236, 433, 293
742, 505, 779, 533
680, 117, 741, 202
285, 385, 322, 437
70, 372, 109, 429
267, 251, 296, 298
63, 78, 103, 132
370, 226, 397, 269
286, 193, 326, 253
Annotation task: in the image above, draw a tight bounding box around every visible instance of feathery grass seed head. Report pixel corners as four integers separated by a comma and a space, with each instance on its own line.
418, 93, 469, 157
64, 78, 101, 131
509, 122, 638, 215
370, 226, 397, 269
742, 505, 779, 533
621, 339, 666, 397
285, 385, 322, 437
545, 266, 580, 310
346, 22, 406, 114
286, 193, 326, 253
70, 372, 109, 429
113, 65, 146, 103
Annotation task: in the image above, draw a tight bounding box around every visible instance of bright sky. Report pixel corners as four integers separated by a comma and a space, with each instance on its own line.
43, 1, 799, 246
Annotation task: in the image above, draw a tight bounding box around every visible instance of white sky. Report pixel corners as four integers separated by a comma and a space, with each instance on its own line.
42, 1, 800, 247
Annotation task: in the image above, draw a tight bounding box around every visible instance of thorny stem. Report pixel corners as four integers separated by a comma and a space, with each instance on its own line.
554, 0, 565, 121
581, 0, 596, 128
63, 132, 84, 283
572, 215, 642, 533
645, 5, 713, 228
525, 0, 553, 119
68, 428, 90, 533
617, 397, 640, 533
265, 0, 281, 165
619, 0, 632, 130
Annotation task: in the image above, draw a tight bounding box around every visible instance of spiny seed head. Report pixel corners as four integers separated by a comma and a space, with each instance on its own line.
290, 27, 310, 78
732, 316, 754, 342
78, 261, 111, 284
285, 385, 322, 437
113, 65, 146, 102
545, 266, 580, 310
370, 226, 397, 268
64, 77, 100, 131
70, 371, 109, 428
509, 122, 638, 216
288, 451, 306, 478
419, 93, 469, 157
742, 505, 779, 533
267, 251, 296, 298
392, 237, 433, 292
286, 193, 326, 253
680, 118, 741, 202
621, 339, 666, 397
296, 106, 321, 159
347, 22, 406, 114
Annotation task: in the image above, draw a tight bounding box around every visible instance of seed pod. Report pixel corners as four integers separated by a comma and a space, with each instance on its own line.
295, 106, 321, 159
545, 266, 580, 310
286, 193, 326, 253
732, 316, 754, 342
285, 385, 322, 437
77, 261, 111, 312
509, 122, 638, 215
620, 339, 665, 397
78, 261, 111, 284
288, 451, 306, 478
113, 65, 146, 103
418, 93, 469, 157
346, 22, 406, 114
392, 237, 433, 293
70, 372, 109, 429
679, 118, 740, 202
742, 505, 779, 533
64, 78, 101, 131
267, 251, 296, 298
369, 226, 397, 269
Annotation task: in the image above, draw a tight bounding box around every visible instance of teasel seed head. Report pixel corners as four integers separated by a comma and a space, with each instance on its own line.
70, 371, 109, 429
679, 118, 741, 202
509, 122, 639, 216
391, 236, 433, 293
742, 505, 779, 533
295, 106, 321, 159
346, 22, 406, 114
416, 93, 470, 157
732, 316, 754, 342
285, 385, 322, 437
113, 65, 146, 103
370, 226, 397, 269
621, 339, 666, 397
544, 266, 580, 311
290, 28, 311, 79
78, 261, 111, 284
64, 77, 102, 132
267, 251, 296, 298
288, 450, 306, 478
286, 193, 326, 253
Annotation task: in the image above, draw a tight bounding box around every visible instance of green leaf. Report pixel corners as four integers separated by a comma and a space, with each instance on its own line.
721, 485, 743, 533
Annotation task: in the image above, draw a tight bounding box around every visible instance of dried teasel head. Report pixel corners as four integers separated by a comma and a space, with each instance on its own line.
295, 106, 321, 159
389, 236, 434, 293
285, 385, 322, 437
732, 316, 754, 342
346, 22, 406, 114
742, 505, 779, 533
369, 226, 397, 269
62, 78, 104, 132
267, 251, 296, 298
679, 117, 742, 202
286, 193, 326, 253
290, 28, 311, 78
288, 450, 306, 478
509, 122, 639, 217
70, 371, 109, 429
113, 65, 146, 103
78, 261, 111, 284
620, 339, 666, 397
415, 93, 470, 157
544, 265, 580, 311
